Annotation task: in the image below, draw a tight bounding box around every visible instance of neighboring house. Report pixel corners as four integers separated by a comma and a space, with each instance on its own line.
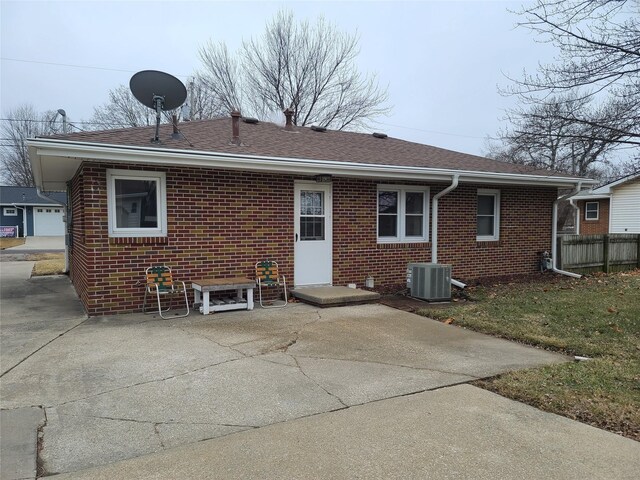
571, 172, 640, 235
27, 112, 595, 316
0, 186, 66, 237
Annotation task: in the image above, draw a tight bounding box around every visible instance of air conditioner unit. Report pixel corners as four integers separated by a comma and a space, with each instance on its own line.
407, 263, 451, 301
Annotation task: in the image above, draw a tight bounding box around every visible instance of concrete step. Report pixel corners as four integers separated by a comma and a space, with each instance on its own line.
291, 286, 380, 307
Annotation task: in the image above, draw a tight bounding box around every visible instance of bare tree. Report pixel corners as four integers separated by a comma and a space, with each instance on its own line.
0, 105, 65, 186
91, 85, 156, 129
487, 95, 624, 179
197, 10, 390, 130
504, 0, 640, 145
90, 78, 226, 130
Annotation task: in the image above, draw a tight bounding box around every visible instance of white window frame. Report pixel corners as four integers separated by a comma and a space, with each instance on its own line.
377, 185, 429, 243
3, 207, 17, 216
107, 169, 167, 237
476, 188, 500, 241
585, 201, 599, 221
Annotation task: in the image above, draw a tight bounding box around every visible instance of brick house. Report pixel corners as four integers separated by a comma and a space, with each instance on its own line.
28, 114, 594, 316
571, 173, 640, 235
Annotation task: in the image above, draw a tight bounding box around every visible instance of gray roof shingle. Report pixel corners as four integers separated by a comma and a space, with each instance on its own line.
45, 117, 569, 177
0, 186, 67, 205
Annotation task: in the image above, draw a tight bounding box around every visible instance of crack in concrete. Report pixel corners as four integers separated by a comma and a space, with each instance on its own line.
289, 354, 348, 408
55, 412, 258, 429
291, 354, 480, 380
0, 316, 89, 379
175, 326, 251, 359
50, 356, 249, 409
276, 313, 321, 354
37, 406, 48, 478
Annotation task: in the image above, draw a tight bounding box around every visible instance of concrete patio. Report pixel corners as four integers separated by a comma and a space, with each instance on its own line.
1, 262, 638, 478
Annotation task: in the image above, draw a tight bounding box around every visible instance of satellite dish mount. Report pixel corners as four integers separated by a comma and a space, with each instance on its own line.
130, 70, 187, 143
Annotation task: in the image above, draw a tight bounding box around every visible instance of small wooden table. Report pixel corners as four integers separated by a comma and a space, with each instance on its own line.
192, 277, 256, 315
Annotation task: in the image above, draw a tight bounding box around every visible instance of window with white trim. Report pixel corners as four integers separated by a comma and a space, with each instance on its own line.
476, 189, 500, 241
3, 207, 17, 216
377, 186, 429, 242
585, 201, 599, 221
107, 169, 167, 237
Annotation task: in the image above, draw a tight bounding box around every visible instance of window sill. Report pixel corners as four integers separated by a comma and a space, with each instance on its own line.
109, 236, 168, 245
377, 241, 431, 249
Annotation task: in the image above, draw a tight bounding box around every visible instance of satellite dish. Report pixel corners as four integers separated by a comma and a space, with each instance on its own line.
130, 70, 187, 142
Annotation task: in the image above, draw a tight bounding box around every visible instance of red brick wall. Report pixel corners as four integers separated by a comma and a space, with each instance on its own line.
578, 199, 609, 234
70, 162, 557, 315
332, 178, 556, 289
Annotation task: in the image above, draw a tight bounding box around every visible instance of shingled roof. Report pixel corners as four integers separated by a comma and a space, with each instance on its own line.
0, 186, 66, 205
45, 117, 562, 177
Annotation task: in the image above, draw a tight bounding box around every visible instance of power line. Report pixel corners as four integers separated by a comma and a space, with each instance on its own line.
0, 57, 191, 79
376, 121, 493, 140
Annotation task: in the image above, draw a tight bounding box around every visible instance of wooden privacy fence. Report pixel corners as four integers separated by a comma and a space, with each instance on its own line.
557, 234, 640, 274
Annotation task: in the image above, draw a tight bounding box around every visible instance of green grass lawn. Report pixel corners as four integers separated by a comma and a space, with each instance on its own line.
417, 270, 640, 441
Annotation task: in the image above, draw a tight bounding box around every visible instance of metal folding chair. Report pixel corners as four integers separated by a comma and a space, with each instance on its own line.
143, 266, 190, 319
255, 260, 287, 308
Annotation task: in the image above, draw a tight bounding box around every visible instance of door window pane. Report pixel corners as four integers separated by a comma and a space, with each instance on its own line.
300, 217, 325, 240
300, 190, 325, 241
301, 191, 324, 216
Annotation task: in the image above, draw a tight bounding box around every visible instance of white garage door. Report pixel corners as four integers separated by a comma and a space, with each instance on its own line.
34, 207, 65, 236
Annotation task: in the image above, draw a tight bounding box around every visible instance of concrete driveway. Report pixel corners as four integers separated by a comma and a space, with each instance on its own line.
2, 236, 65, 252
1, 262, 638, 479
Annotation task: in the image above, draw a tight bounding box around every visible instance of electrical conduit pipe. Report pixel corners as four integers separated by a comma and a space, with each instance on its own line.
431, 175, 466, 288
551, 182, 583, 278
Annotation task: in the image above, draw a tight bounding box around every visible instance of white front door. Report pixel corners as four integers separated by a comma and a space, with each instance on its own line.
294, 182, 332, 286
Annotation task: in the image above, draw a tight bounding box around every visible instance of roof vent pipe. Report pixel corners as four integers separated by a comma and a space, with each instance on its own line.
283, 108, 294, 130
171, 114, 183, 139
230, 110, 241, 145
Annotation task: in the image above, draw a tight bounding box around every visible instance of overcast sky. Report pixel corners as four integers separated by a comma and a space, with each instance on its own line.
1, 0, 556, 156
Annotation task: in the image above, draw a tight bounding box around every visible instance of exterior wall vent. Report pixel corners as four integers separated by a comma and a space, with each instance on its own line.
406, 263, 451, 301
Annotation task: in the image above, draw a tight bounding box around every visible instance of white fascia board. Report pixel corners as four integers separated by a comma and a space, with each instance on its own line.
571, 193, 610, 200
27, 138, 597, 188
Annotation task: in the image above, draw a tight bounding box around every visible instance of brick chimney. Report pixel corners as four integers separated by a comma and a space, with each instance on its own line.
283, 108, 294, 130
231, 110, 241, 145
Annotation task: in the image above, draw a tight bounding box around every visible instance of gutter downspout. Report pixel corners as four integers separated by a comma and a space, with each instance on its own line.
431, 175, 466, 288
10, 204, 27, 238
569, 197, 580, 235
36, 188, 69, 273
552, 182, 582, 278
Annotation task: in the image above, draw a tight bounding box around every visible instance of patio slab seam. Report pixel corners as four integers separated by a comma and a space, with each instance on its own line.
39, 355, 250, 410
289, 353, 483, 379
0, 316, 89, 379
